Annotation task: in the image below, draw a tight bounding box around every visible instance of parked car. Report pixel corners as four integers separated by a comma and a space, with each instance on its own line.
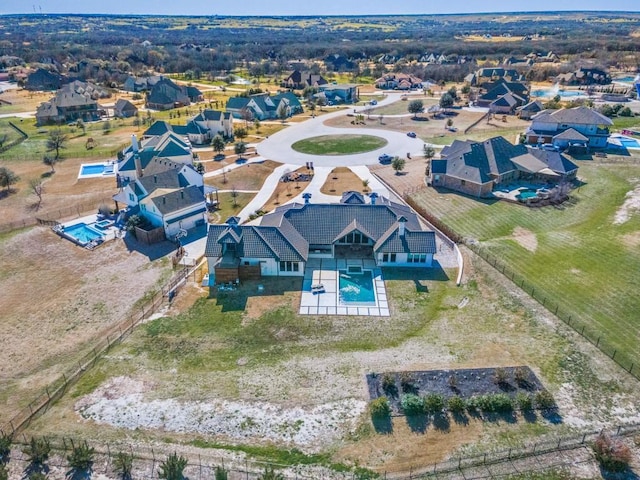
407, 132, 417, 138
370, 100, 378, 106
378, 154, 393, 163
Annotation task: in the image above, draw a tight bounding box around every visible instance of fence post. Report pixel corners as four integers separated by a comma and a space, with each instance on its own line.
612, 350, 616, 360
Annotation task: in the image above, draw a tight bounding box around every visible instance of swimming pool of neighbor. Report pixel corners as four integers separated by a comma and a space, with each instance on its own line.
61, 222, 105, 245
338, 270, 376, 305
531, 89, 585, 98
615, 137, 640, 149
78, 162, 116, 179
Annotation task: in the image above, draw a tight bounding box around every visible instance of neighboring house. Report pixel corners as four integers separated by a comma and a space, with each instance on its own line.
324, 54, 355, 71
117, 132, 193, 183
465, 68, 524, 87
556, 68, 610, 86
226, 92, 302, 121
114, 99, 138, 118
190, 109, 234, 141
317, 84, 358, 104
113, 157, 206, 239
374, 73, 423, 90
25, 68, 64, 91
35, 91, 99, 125
146, 77, 199, 110
516, 100, 544, 120
281, 70, 328, 89
205, 192, 437, 283
61, 80, 110, 99
501, 56, 534, 67
524, 106, 613, 149
123, 75, 162, 92
475, 80, 530, 114
430, 136, 578, 198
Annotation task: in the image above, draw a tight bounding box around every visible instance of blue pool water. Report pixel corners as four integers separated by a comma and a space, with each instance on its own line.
531, 89, 585, 98
618, 137, 640, 148
63, 222, 104, 244
516, 189, 538, 201
613, 76, 637, 84
81, 164, 106, 175
339, 270, 375, 304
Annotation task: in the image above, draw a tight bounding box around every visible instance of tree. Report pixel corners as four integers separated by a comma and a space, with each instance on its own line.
447, 86, 458, 101
112, 451, 134, 479
277, 102, 288, 122
234, 141, 247, 157
46, 129, 68, 160
316, 96, 326, 110
362, 178, 370, 192
307, 102, 316, 116
408, 99, 424, 118
42, 154, 58, 173
194, 162, 205, 174
439, 93, 454, 110
0, 432, 11, 461
257, 466, 284, 480
446, 118, 454, 129
234, 127, 248, 141
67, 441, 96, 473
423, 145, 435, 161
29, 179, 44, 209
158, 452, 188, 480
0, 166, 19, 191
0, 464, 7, 480
103, 120, 112, 134
23, 437, 51, 469
76, 119, 86, 135
369, 397, 391, 418
391, 156, 405, 175
211, 135, 225, 154
214, 466, 229, 480
253, 119, 261, 132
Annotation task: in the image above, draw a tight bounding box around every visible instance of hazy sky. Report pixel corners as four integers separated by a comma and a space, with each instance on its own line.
1, 0, 638, 16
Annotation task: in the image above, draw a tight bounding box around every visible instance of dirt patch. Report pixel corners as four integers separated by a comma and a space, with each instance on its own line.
0, 227, 170, 423
320, 167, 366, 195
511, 226, 538, 252
244, 280, 302, 320
206, 159, 281, 191
263, 166, 313, 208
76, 376, 366, 453
613, 181, 640, 224
621, 231, 640, 249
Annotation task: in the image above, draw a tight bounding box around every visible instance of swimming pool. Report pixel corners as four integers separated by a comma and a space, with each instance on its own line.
338, 270, 376, 305
516, 189, 538, 201
81, 164, 106, 175
62, 222, 104, 245
78, 162, 116, 179
618, 137, 640, 148
531, 89, 585, 98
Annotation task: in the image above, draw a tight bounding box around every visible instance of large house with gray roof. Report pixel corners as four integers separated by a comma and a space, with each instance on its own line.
205, 192, 437, 283
226, 92, 303, 121
524, 106, 613, 149
430, 136, 578, 198
143, 109, 233, 145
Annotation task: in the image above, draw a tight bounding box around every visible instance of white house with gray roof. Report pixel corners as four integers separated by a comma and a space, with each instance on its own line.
205, 192, 436, 283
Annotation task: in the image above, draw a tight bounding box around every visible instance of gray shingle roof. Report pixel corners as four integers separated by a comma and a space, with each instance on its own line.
149, 185, 204, 215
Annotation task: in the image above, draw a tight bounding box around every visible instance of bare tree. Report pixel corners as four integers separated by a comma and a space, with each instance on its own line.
46, 129, 68, 160
42, 155, 58, 173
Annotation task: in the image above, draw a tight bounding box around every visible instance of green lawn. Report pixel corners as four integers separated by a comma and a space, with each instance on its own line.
291, 134, 387, 155
409, 161, 640, 369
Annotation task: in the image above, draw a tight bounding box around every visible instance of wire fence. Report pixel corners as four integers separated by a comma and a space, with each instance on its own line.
0, 197, 114, 234
0, 265, 192, 437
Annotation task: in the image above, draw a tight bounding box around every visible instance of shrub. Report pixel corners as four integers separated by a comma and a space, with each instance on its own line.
593, 433, 632, 472
113, 451, 134, 479
23, 437, 51, 466
493, 367, 509, 385
399, 372, 415, 393
158, 452, 188, 480
516, 392, 533, 411
475, 394, 513, 413
401, 394, 425, 415
534, 389, 556, 410
369, 397, 391, 418
447, 395, 466, 413
423, 393, 445, 415
29, 473, 48, 480
214, 466, 229, 480
67, 441, 96, 471
381, 373, 397, 396
0, 432, 11, 459
257, 466, 284, 480
0, 464, 7, 480
466, 395, 481, 413
447, 374, 458, 390
513, 367, 530, 387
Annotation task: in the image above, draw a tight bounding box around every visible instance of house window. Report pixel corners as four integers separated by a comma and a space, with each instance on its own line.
461, 180, 466, 186
128, 193, 134, 202
382, 253, 397, 263
408, 253, 427, 263
279, 261, 299, 272
140, 204, 146, 211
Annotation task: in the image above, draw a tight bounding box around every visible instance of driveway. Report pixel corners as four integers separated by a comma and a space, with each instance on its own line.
257, 93, 425, 167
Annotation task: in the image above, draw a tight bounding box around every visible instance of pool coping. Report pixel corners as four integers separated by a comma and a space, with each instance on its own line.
299, 258, 390, 317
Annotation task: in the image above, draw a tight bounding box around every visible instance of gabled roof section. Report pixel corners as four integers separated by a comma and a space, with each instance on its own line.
341, 191, 366, 204
374, 227, 437, 254
553, 128, 589, 141
547, 106, 613, 126
333, 219, 376, 244
148, 185, 204, 215
217, 227, 242, 244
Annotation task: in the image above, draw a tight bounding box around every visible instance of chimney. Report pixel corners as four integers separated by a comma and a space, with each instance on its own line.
134, 154, 143, 178
398, 216, 407, 237
131, 134, 139, 153
369, 192, 378, 205
302, 193, 312, 204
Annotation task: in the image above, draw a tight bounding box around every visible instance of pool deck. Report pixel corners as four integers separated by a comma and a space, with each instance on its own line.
57, 214, 121, 247
299, 258, 389, 317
